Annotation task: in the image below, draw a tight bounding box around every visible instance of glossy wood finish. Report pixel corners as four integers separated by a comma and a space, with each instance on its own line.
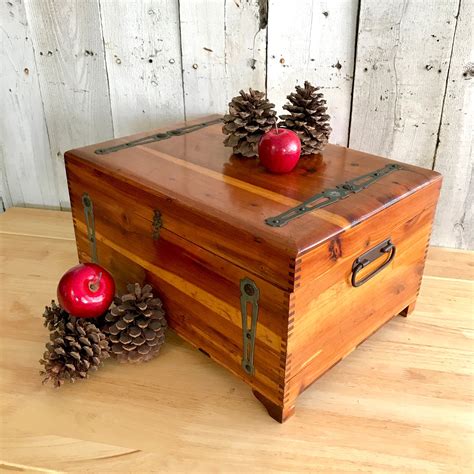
66, 149, 291, 405
65, 118, 442, 421
66, 116, 440, 287
281, 194, 440, 420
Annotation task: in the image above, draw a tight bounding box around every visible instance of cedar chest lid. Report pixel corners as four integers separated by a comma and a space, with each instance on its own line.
65, 116, 441, 290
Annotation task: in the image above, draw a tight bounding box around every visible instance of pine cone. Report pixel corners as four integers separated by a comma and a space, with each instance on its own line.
279, 81, 332, 155
222, 89, 277, 157
40, 317, 110, 387
104, 283, 167, 364
43, 300, 68, 331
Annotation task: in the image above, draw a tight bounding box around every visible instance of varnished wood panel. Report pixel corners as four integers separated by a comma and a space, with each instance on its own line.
283, 203, 439, 414
65, 119, 441, 280
75, 231, 285, 404
274, 183, 441, 419
66, 156, 294, 290
65, 120, 442, 421
296, 180, 442, 282
67, 165, 291, 404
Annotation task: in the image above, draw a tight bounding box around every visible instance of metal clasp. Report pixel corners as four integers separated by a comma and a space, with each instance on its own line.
82, 193, 98, 263
152, 210, 162, 240
240, 278, 260, 375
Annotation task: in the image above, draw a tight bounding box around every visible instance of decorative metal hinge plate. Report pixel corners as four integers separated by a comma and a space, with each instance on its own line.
94, 117, 223, 155
152, 210, 162, 240
265, 163, 403, 227
82, 193, 98, 263
240, 278, 260, 375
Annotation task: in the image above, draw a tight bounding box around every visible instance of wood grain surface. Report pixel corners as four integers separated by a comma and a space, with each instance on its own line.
0, 208, 472, 471
23, 0, 114, 209
284, 194, 440, 415
64, 119, 442, 422
65, 119, 441, 279
267, 0, 358, 146
99, 0, 185, 136
0, 0, 55, 209
179, 0, 266, 119
349, 0, 459, 169
431, 0, 473, 250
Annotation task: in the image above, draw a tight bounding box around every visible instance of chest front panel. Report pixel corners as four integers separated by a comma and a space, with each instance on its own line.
67, 157, 292, 406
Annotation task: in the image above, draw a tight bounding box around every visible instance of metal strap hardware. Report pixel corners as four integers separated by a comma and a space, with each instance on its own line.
351, 238, 396, 287
265, 163, 403, 227
94, 118, 223, 155
82, 193, 98, 263
240, 278, 260, 375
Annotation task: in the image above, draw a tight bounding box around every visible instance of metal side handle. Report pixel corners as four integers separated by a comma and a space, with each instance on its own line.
351, 239, 396, 287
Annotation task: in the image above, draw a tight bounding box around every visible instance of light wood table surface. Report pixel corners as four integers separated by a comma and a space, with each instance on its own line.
0, 208, 473, 473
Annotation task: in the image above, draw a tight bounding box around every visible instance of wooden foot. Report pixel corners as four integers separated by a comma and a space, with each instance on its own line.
400, 301, 416, 317
252, 389, 295, 423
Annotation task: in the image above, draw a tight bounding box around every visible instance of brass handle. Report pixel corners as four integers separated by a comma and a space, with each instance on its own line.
351, 239, 396, 287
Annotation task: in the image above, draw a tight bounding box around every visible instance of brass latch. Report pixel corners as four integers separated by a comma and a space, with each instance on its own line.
82, 193, 98, 263
152, 210, 162, 240
240, 278, 260, 375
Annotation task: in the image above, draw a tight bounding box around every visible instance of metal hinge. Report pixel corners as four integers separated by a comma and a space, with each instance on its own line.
240, 278, 260, 375
265, 163, 403, 227
82, 193, 98, 263
94, 117, 223, 155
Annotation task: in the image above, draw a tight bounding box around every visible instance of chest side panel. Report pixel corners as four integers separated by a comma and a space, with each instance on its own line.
66, 158, 292, 405
281, 179, 442, 401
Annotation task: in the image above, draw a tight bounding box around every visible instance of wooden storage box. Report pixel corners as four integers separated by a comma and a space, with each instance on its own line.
65, 117, 441, 422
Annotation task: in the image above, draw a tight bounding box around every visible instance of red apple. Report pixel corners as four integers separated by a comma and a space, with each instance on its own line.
57, 263, 115, 318
258, 127, 301, 174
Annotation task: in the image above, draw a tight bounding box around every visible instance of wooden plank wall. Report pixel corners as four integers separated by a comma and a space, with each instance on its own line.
350, 0, 473, 250
267, 0, 359, 145
430, 0, 473, 248
1, 0, 56, 209
100, 0, 184, 136
2, 0, 472, 249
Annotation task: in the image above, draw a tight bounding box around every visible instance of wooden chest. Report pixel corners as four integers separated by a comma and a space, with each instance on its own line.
65, 116, 441, 422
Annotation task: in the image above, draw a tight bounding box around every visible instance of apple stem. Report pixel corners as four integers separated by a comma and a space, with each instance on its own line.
89, 272, 102, 292
274, 119, 279, 135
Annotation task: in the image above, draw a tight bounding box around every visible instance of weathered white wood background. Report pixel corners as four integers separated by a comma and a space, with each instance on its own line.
1, 0, 473, 249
